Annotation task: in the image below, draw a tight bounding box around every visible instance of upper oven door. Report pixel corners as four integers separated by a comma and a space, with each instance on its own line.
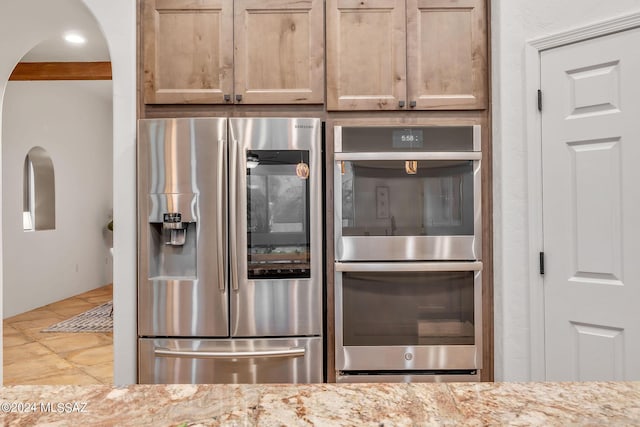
334, 125, 481, 261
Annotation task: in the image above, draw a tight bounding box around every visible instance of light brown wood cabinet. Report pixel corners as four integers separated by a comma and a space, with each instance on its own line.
327, 0, 487, 110
143, 0, 324, 105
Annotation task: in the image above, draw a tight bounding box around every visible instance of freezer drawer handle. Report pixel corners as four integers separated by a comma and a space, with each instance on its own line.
154, 347, 306, 359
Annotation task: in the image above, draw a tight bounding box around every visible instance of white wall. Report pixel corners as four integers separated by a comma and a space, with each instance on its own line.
0, 0, 136, 384
82, 0, 137, 385
492, 0, 640, 381
2, 81, 113, 317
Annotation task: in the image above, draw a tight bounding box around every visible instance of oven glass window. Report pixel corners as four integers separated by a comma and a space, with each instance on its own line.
247, 150, 310, 279
341, 271, 475, 346
341, 160, 474, 236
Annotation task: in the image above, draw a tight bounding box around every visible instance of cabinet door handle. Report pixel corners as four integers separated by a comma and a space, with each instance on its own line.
398, 100, 405, 108
235, 94, 243, 102
224, 94, 231, 102
409, 100, 417, 108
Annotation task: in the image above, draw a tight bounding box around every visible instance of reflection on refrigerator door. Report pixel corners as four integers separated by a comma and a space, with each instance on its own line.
137, 117, 323, 384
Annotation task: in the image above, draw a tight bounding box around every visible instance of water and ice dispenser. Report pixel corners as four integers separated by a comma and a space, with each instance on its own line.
162, 213, 187, 246
147, 193, 198, 279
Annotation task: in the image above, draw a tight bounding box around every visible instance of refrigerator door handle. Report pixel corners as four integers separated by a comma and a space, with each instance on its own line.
229, 138, 239, 291
217, 138, 226, 291
154, 347, 306, 359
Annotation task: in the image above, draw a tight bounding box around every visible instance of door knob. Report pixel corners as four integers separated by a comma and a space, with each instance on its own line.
236, 94, 243, 102
398, 100, 405, 108
224, 94, 231, 102
409, 100, 417, 108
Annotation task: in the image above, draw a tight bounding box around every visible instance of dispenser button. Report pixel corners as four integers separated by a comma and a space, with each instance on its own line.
164, 213, 182, 223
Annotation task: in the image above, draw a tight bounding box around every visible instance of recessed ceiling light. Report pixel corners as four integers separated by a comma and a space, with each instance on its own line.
64, 32, 86, 45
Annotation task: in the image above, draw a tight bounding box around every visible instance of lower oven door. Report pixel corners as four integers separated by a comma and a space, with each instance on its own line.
335, 262, 482, 375
139, 337, 323, 384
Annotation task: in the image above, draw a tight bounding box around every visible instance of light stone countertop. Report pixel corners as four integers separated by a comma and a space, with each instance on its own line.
1, 381, 639, 426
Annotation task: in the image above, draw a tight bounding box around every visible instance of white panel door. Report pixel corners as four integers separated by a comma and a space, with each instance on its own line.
541, 28, 640, 381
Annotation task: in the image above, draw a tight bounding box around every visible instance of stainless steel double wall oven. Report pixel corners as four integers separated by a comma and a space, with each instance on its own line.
334, 125, 483, 382
137, 117, 323, 384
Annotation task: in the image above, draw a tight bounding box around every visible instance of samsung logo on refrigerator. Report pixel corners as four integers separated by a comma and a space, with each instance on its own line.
295, 124, 314, 129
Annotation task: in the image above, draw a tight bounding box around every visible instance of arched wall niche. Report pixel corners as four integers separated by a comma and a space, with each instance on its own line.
23, 146, 55, 231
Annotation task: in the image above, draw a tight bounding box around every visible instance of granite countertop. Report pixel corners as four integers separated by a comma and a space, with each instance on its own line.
1, 381, 639, 426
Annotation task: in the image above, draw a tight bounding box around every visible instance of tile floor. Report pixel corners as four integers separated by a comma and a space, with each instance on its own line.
3, 284, 113, 385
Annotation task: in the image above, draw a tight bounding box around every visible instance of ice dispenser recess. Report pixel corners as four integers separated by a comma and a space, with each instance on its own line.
162, 212, 187, 245
148, 193, 197, 279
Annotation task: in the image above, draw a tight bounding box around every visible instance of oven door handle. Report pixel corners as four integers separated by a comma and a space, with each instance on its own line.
334, 261, 483, 272
334, 152, 481, 161
154, 347, 306, 359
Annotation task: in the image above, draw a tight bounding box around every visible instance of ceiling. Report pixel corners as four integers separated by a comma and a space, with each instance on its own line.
20, 7, 110, 62
12, 5, 112, 103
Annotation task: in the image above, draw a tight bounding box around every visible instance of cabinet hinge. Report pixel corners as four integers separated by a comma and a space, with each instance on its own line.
537, 89, 542, 112
539, 251, 545, 275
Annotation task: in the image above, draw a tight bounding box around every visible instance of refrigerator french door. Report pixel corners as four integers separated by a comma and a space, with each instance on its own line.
137, 117, 323, 384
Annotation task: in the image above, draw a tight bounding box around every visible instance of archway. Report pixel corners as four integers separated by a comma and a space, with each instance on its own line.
0, 0, 136, 385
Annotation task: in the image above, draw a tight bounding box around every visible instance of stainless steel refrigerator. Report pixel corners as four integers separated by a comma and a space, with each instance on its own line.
137, 117, 323, 384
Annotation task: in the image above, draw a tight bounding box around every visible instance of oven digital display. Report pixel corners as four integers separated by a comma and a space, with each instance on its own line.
392, 129, 424, 149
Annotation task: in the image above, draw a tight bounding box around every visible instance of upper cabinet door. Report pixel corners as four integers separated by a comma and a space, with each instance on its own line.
406, 0, 488, 109
326, 0, 407, 111
234, 0, 324, 104
142, 0, 233, 104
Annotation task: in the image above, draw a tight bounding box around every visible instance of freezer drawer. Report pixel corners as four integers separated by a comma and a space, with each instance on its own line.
139, 337, 323, 384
